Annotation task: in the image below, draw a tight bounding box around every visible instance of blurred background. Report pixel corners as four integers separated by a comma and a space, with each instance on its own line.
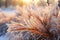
0, 0, 59, 8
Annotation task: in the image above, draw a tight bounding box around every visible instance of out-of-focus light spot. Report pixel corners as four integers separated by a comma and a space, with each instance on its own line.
34, 0, 39, 3
21, 0, 33, 4
44, 0, 47, 3
19, 0, 33, 6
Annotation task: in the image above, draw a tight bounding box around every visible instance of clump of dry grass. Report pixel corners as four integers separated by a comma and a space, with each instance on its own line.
6, 5, 60, 40
0, 5, 60, 40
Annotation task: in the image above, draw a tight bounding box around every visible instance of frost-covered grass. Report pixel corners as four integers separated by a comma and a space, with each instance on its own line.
0, 4, 60, 40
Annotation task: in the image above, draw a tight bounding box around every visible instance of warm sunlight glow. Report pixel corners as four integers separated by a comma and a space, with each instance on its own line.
22, 0, 33, 4
44, 0, 47, 3
34, 0, 40, 4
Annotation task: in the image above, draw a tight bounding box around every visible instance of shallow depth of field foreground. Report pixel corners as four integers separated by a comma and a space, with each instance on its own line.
0, 0, 60, 40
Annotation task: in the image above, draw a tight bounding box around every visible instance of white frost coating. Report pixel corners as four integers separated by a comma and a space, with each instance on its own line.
0, 2, 60, 40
